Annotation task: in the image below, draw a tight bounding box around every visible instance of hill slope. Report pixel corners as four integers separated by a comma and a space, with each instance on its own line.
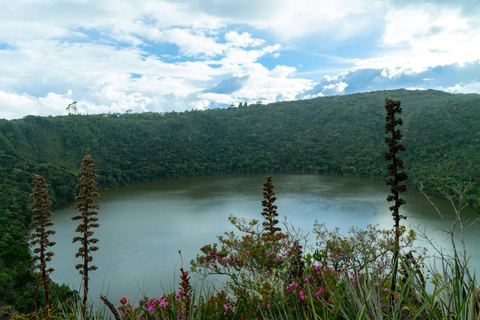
1, 89, 479, 210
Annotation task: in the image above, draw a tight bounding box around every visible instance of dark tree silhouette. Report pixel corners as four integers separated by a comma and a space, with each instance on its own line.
384, 98, 408, 297
72, 155, 100, 318
261, 176, 281, 235
29, 174, 56, 320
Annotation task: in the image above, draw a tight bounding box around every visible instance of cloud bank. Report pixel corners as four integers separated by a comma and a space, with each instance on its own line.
0, 0, 479, 119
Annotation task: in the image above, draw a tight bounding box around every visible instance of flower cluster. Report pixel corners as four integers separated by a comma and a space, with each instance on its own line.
117, 295, 177, 320
143, 296, 169, 311
117, 297, 136, 317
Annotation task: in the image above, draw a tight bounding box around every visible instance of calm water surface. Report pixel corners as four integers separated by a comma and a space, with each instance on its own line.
48, 174, 480, 305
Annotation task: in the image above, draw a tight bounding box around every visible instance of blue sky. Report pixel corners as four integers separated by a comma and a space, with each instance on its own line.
1, 0, 479, 119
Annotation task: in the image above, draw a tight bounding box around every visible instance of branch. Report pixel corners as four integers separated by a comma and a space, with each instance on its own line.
100, 294, 121, 320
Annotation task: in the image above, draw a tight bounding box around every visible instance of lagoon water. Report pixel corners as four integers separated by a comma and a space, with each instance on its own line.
48, 174, 480, 305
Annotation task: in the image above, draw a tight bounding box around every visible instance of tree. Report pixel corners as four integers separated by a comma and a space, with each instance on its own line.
29, 174, 56, 320
383, 98, 408, 297
72, 155, 100, 318
66, 101, 78, 115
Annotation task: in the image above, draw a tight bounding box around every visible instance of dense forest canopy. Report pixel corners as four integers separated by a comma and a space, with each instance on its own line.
1, 88, 479, 309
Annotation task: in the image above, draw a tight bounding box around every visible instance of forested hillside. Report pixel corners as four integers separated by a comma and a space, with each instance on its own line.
1, 89, 479, 310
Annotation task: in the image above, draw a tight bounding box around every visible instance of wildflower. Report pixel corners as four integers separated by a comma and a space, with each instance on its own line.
287, 282, 299, 295
176, 290, 182, 300
161, 298, 168, 308
224, 302, 232, 315
266, 303, 271, 309
299, 291, 308, 301
314, 288, 326, 297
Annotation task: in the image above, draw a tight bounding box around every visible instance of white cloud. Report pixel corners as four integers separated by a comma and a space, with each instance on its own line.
229, 64, 314, 102
443, 82, 480, 94
322, 82, 348, 95
406, 87, 427, 91
224, 31, 265, 47
364, 3, 480, 75
210, 44, 281, 66
0, 91, 73, 119
157, 28, 225, 57
185, 0, 386, 41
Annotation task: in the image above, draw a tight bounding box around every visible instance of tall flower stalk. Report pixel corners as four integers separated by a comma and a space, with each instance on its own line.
72, 155, 100, 318
384, 98, 408, 296
29, 174, 56, 320
261, 175, 281, 235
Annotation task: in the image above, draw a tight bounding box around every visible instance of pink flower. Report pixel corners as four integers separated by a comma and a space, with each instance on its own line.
299, 291, 308, 301
224, 302, 232, 315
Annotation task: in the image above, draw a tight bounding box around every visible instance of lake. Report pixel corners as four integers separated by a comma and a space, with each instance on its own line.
47, 174, 480, 306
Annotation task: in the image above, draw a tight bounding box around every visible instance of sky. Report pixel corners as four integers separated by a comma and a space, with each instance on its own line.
1, 0, 479, 120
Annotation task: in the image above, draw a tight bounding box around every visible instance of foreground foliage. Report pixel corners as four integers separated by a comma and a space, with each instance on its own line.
110, 207, 478, 320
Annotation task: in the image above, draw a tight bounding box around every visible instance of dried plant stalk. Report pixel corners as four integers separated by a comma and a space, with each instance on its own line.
261, 175, 281, 235
384, 98, 408, 297
29, 174, 56, 320
72, 155, 100, 318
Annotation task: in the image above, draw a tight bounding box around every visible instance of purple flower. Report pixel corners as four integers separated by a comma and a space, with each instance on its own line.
224, 302, 232, 315
299, 291, 308, 301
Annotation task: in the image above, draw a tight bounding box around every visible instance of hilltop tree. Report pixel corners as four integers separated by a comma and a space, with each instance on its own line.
261, 175, 281, 235
384, 98, 408, 296
72, 155, 100, 318
29, 174, 56, 320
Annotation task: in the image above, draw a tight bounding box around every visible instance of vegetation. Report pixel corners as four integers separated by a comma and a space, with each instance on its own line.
261, 176, 281, 235
383, 98, 408, 297
0, 89, 479, 318
29, 174, 56, 320
72, 155, 100, 318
